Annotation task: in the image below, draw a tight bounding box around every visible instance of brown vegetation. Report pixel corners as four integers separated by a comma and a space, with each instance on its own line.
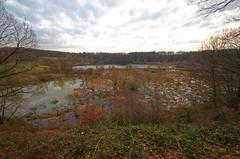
76, 106, 106, 124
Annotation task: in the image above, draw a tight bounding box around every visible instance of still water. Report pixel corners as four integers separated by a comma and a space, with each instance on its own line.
72, 64, 163, 70
11, 79, 83, 115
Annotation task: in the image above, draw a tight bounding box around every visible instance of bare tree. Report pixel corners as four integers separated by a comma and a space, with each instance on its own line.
190, 0, 240, 21
200, 29, 240, 110
0, 0, 37, 124
193, 0, 240, 110
200, 34, 225, 109
222, 28, 240, 48
220, 29, 240, 110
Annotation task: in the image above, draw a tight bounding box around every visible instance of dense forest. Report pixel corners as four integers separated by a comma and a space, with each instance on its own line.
1, 47, 239, 65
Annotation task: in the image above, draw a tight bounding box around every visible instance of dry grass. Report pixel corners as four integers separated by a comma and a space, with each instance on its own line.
75, 105, 106, 124
68, 91, 84, 100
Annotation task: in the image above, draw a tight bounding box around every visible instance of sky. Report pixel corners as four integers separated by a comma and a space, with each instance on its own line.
5, 0, 239, 53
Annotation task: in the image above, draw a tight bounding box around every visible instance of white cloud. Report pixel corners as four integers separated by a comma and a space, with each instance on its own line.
5, 0, 239, 52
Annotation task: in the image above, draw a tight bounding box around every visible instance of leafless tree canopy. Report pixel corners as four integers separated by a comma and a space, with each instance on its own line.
190, 0, 240, 21
200, 29, 240, 110
0, 0, 37, 124
190, 0, 236, 12
222, 28, 240, 48
0, 1, 37, 63
202, 28, 240, 50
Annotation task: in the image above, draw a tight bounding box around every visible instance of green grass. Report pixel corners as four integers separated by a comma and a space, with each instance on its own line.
0, 121, 239, 159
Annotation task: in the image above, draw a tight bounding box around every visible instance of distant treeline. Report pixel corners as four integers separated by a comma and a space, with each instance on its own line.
0, 48, 239, 65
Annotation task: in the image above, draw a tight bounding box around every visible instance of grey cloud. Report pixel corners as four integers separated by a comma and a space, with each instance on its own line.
182, 18, 201, 28
130, 9, 163, 23
99, 0, 121, 8
199, 21, 213, 28
188, 40, 201, 44
127, 6, 181, 28
7, 0, 106, 25
5, 0, 110, 49
118, 9, 165, 28
174, 39, 201, 45
182, 21, 194, 27
38, 34, 62, 49
138, 10, 162, 21
4, 0, 235, 52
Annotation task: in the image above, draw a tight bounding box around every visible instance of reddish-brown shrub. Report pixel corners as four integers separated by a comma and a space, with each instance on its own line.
77, 106, 106, 124
68, 91, 84, 100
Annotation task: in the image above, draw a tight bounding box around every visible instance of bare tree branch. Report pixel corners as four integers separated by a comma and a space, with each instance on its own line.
190, 0, 239, 21
0, 1, 37, 124
200, 29, 240, 110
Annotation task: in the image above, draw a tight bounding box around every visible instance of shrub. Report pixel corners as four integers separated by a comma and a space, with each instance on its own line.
127, 80, 139, 92
77, 106, 106, 124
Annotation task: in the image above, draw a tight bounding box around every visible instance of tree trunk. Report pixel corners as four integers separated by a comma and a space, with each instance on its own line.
236, 86, 240, 110
212, 65, 217, 108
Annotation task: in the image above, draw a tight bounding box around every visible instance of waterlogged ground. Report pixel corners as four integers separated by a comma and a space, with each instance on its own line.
11, 67, 211, 127
10, 79, 83, 115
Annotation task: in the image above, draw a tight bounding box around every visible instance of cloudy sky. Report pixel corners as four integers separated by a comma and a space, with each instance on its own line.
5, 0, 239, 52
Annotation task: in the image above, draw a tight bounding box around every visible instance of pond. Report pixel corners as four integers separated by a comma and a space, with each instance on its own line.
72, 64, 173, 70
10, 78, 84, 116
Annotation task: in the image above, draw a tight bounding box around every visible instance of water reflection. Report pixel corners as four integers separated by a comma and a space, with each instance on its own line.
14, 79, 83, 115
72, 64, 170, 70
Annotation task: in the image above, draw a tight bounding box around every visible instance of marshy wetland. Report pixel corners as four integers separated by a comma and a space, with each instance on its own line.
2, 65, 239, 159
11, 65, 211, 127
1, 0, 240, 158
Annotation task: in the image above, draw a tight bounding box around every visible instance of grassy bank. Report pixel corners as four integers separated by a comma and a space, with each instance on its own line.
0, 120, 239, 159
